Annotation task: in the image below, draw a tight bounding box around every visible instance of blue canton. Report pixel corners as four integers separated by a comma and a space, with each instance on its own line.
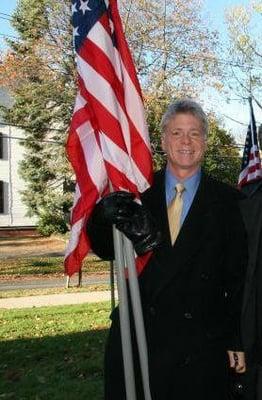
241, 116, 258, 170
71, 0, 107, 51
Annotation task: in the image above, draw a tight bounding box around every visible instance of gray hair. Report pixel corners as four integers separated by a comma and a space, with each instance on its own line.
160, 99, 208, 137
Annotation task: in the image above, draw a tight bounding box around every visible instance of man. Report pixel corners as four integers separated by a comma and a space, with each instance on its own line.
87, 99, 247, 400
240, 181, 262, 400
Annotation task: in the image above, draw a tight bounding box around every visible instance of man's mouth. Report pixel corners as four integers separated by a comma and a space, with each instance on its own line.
178, 150, 193, 155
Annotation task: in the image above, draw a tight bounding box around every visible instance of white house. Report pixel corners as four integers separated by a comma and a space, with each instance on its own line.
0, 87, 37, 231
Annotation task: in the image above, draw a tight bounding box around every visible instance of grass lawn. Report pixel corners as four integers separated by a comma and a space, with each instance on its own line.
0, 255, 109, 276
0, 302, 111, 400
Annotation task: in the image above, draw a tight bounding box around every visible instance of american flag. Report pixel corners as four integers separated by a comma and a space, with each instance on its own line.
238, 98, 262, 188
64, 0, 153, 277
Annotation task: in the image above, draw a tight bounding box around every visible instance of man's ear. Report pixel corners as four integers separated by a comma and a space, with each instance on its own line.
204, 136, 208, 151
161, 134, 166, 153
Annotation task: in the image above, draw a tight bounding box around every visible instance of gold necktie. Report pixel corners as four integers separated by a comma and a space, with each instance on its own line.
167, 183, 185, 245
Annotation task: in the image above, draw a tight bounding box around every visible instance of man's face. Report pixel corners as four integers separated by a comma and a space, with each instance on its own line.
161, 112, 207, 178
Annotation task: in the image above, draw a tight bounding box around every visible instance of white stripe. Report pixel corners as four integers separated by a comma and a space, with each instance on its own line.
247, 170, 262, 182
65, 217, 85, 258
239, 164, 262, 183
88, 22, 122, 83
76, 121, 108, 193
248, 157, 261, 167
120, 60, 151, 149
251, 168, 262, 179
88, 23, 151, 151
251, 145, 260, 152
100, 132, 150, 192
77, 54, 131, 154
74, 93, 87, 113
71, 184, 81, 211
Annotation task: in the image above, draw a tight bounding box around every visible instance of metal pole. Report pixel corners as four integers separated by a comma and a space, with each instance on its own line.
112, 226, 137, 400
123, 236, 152, 400
110, 260, 115, 311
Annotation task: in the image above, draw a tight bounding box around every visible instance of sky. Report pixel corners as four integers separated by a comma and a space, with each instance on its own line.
203, 0, 261, 143
0, 0, 17, 43
0, 0, 261, 144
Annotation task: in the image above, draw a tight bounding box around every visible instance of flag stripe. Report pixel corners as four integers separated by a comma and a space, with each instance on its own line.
109, 0, 142, 96
78, 54, 131, 152
77, 60, 152, 183
238, 99, 262, 188
100, 132, 150, 191
89, 20, 123, 83
65, 0, 153, 276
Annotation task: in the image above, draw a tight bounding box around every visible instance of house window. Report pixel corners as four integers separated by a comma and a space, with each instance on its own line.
0, 133, 3, 159
63, 180, 75, 193
0, 181, 4, 213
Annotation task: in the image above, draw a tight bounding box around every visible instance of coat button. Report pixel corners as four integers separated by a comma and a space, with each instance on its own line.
201, 273, 209, 281
149, 306, 156, 316
184, 356, 191, 365
179, 356, 191, 367
184, 312, 193, 319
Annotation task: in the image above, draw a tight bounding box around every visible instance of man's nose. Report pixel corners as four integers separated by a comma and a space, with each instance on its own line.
180, 133, 191, 143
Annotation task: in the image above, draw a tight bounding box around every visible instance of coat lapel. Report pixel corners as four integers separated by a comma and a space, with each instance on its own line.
240, 196, 262, 312
147, 173, 220, 301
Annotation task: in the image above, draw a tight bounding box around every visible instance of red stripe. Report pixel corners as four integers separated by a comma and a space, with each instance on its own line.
99, 13, 111, 37
71, 180, 110, 227
65, 1, 153, 276
79, 38, 152, 183
104, 160, 139, 194
79, 38, 125, 107
64, 227, 90, 276
67, 129, 95, 194
70, 104, 91, 132
136, 252, 152, 275
78, 68, 152, 183
78, 77, 128, 153
249, 150, 260, 160
109, 0, 142, 98
247, 163, 262, 174
129, 123, 153, 185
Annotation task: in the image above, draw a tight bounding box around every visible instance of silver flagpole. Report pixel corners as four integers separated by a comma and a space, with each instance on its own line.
109, 260, 115, 312
112, 225, 137, 400
123, 236, 152, 400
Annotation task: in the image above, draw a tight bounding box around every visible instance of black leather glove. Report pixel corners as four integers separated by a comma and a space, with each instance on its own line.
91, 191, 162, 255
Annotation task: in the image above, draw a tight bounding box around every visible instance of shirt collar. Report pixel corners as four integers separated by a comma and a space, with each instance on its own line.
165, 167, 201, 196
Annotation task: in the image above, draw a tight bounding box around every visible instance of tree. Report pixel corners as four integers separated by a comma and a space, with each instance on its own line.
203, 118, 241, 186
0, 0, 233, 234
120, 0, 220, 94
0, 0, 75, 234
120, 0, 222, 170
224, 1, 262, 109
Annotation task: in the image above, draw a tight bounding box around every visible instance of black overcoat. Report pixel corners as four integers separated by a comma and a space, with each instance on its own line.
88, 170, 248, 400
240, 181, 262, 400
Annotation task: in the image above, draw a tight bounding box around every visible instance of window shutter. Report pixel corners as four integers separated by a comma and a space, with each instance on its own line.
0, 133, 3, 159
0, 181, 4, 213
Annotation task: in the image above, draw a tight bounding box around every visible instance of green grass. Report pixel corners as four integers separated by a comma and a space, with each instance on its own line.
0, 255, 109, 276
0, 302, 111, 399
0, 285, 111, 299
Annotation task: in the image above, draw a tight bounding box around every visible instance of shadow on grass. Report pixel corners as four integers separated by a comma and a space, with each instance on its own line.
0, 239, 47, 248
31, 261, 54, 267
0, 328, 108, 400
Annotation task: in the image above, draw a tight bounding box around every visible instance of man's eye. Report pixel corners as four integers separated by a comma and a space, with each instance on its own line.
190, 131, 201, 137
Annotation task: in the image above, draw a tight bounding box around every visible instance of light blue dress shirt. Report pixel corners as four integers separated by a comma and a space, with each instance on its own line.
165, 168, 201, 227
